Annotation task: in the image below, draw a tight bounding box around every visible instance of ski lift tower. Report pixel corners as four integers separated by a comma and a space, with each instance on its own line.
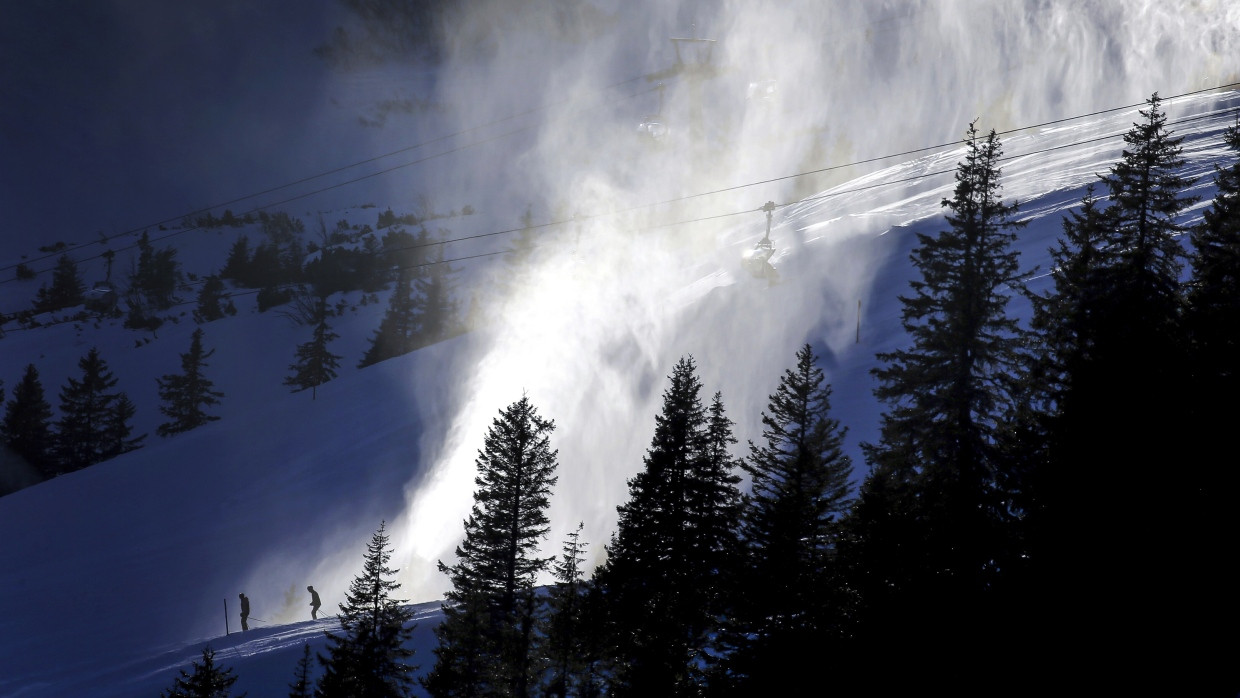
669, 27, 717, 150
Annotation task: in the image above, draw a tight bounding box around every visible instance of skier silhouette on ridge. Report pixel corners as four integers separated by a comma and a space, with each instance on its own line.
307, 585, 321, 620
238, 592, 250, 631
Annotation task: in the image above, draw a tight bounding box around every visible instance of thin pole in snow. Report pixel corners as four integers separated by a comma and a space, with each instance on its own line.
225, 598, 230, 636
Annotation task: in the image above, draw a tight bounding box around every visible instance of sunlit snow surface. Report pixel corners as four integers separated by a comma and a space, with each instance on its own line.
1, 1, 1239, 694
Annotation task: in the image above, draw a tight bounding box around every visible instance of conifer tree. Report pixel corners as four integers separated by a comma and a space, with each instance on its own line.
359, 269, 418, 367
1169, 111, 1238, 681
1185, 115, 1240, 437
102, 393, 145, 459
510, 207, 540, 270
843, 122, 1027, 662
261, 210, 304, 244
410, 240, 460, 349
157, 328, 224, 436
221, 235, 252, 284
288, 642, 313, 698
1100, 93, 1196, 306
33, 254, 85, 313
424, 395, 559, 698
281, 236, 307, 284
285, 297, 342, 399
130, 230, 182, 310
1070, 93, 1196, 451
540, 522, 598, 698
1030, 94, 1199, 669
1187, 117, 1240, 378
690, 392, 744, 607
423, 592, 493, 698
251, 243, 285, 294
317, 521, 417, 698
2, 364, 56, 477
159, 645, 243, 698
593, 357, 742, 697
1025, 186, 1111, 411
1015, 186, 1114, 606
194, 275, 231, 323
54, 347, 143, 470
495, 207, 541, 306
715, 343, 852, 690
1185, 116, 1240, 487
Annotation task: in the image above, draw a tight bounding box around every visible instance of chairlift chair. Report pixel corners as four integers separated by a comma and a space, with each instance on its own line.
742, 201, 778, 281
747, 79, 778, 102
85, 281, 118, 312
638, 116, 669, 140
741, 238, 775, 277
638, 81, 669, 140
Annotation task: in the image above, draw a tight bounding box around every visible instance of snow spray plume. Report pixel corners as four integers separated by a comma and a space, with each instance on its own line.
332, 0, 1238, 600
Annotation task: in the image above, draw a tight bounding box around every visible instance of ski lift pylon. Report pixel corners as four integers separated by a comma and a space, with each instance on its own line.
637, 82, 669, 140
742, 201, 778, 281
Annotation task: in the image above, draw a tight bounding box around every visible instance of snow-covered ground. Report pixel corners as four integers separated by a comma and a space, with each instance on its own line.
1, 2, 1238, 695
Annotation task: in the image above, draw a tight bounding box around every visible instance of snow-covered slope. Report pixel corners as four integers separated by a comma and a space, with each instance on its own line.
1, 2, 1238, 695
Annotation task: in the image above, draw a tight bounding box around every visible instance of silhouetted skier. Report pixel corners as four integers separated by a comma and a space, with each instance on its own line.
239, 593, 250, 631
307, 585, 322, 620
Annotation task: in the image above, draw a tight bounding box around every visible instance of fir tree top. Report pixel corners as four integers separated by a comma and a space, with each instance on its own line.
317, 521, 417, 698
159, 646, 243, 698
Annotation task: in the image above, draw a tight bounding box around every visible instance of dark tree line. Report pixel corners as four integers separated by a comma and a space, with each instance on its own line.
591, 358, 742, 697
5, 211, 470, 482
33, 253, 85, 314
358, 227, 462, 368
22, 231, 182, 327
213, 212, 464, 383
2, 328, 229, 480
840, 119, 1029, 679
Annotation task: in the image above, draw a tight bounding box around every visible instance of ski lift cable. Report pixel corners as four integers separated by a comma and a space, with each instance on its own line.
768, 105, 1238, 217
602, 104, 1240, 243
557, 96, 1240, 243
2, 83, 1236, 303
0, 79, 668, 286
4, 93, 1234, 330
11, 72, 1232, 287
10, 95, 1238, 300
633, 81, 1240, 214
3, 100, 1231, 335
0, 73, 665, 278
9, 79, 1236, 284
0, 6, 931, 279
